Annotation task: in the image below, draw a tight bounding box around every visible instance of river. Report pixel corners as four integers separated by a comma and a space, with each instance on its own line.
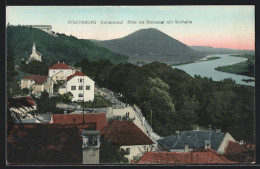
172, 54, 255, 86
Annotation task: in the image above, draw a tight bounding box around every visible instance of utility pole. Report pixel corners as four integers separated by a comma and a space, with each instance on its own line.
82, 78, 85, 125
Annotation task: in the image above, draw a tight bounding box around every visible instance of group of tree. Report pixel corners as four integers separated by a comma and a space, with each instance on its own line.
75, 59, 255, 143
20, 60, 49, 75
7, 25, 128, 66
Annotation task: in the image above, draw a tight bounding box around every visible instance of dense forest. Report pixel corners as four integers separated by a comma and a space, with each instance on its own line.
75, 59, 255, 143
7, 25, 128, 66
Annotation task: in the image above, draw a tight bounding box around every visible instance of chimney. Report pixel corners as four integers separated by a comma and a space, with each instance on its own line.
82, 130, 100, 164
184, 144, 189, 152
58, 61, 59, 63
204, 140, 211, 149
175, 131, 179, 138
209, 125, 212, 131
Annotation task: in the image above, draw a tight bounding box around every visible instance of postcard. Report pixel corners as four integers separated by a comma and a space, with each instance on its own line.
6, 6, 255, 165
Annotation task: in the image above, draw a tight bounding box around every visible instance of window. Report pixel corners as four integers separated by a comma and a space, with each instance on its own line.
71, 86, 76, 90
79, 86, 83, 90
79, 93, 83, 97
86, 85, 90, 90
88, 137, 98, 146
79, 78, 82, 82
126, 148, 130, 154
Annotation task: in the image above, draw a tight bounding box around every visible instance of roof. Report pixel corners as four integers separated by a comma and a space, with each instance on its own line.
49, 62, 73, 70
36, 51, 41, 56
66, 71, 86, 81
7, 96, 36, 108
51, 113, 107, 130
19, 118, 41, 123
224, 141, 255, 163
157, 130, 225, 151
100, 121, 154, 146
22, 75, 48, 84
134, 149, 236, 164
7, 124, 85, 164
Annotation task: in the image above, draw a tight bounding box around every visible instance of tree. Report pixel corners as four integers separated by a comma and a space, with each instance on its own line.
99, 138, 129, 164
36, 91, 59, 114
20, 60, 48, 75
58, 92, 73, 103
21, 88, 30, 96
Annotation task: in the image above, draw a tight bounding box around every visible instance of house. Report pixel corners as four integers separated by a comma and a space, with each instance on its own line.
64, 71, 95, 102
100, 121, 155, 162
7, 96, 37, 119
21, 75, 54, 95
48, 62, 75, 83
132, 149, 236, 164
50, 113, 107, 130
157, 130, 236, 154
7, 124, 97, 164
26, 43, 42, 64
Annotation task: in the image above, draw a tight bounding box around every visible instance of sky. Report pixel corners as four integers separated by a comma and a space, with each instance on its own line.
6, 6, 255, 50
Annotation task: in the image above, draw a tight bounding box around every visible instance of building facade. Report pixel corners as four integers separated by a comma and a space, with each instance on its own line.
65, 71, 95, 102
21, 75, 54, 95
48, 62, 75, 83
27, 25, 53, 34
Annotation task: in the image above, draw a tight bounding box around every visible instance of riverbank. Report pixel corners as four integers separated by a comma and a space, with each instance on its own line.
215, 54, 255, 77
172, 56, 220, 66
172, 54, 254, 86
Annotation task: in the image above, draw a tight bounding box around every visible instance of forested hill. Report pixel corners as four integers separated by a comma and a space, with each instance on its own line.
190, 46, 254, 54
7, 25, 128, 66
93, 28, 205, 65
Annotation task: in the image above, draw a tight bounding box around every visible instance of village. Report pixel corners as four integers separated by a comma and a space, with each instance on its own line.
6, 26, 255, 165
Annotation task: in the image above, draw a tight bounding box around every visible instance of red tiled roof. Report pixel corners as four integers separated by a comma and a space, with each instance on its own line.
22, 75, 48, 84
224, 141, 255, 163
101, 121, 154, 146
49, 62, 72, 69
51, 113, 107, 130
7, 124, 85, 164
7, 96, 36, 108
134, 149, 236, 164
66, 71, 86, 81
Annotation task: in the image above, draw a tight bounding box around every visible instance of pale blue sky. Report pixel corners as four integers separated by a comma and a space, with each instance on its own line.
6, 6, 255, 49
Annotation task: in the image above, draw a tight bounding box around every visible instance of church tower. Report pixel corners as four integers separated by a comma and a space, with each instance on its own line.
26, 43, 42, 64
32, 43, 36, 54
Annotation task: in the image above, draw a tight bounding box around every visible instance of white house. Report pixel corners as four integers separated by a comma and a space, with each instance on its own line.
48, 62, 75, 83
63, 70, 95, 102
26, 43, 42, 64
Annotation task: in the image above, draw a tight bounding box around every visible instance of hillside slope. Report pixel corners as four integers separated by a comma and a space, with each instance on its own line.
7, 25, 128, 66
94, 28, 205, 65
190, 46, 254, 55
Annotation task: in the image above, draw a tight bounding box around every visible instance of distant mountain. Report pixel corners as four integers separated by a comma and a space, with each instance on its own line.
190, 46, 254, 55
7, 25, 128, 66
92, 28, 205, 65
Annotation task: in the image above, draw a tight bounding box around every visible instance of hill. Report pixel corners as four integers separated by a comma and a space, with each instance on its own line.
93, 28, 205, 65
190, 46, 254, 55
7, 25, 128, 66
